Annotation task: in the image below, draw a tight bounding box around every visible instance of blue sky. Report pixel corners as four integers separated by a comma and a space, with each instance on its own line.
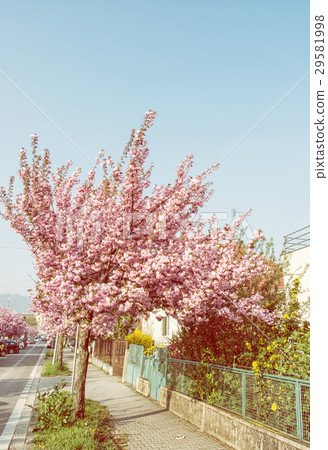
0, 1, 309, 296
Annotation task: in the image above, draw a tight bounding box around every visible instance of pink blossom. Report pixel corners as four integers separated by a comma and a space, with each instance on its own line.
0, 111, 274, 414
253, 229, 264, 241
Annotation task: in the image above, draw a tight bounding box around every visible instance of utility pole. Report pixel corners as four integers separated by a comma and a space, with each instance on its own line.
71, 323, 80, 395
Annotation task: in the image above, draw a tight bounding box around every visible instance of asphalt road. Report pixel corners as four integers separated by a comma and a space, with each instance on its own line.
0, 343, 45, 437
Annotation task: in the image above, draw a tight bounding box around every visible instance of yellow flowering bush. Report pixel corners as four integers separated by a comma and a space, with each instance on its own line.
143, 344, 164, 356
248, 278, 309, 437
251, 278, 309, 380
125, 327, 153, 350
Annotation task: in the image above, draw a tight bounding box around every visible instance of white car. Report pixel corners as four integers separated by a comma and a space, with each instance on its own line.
18, 341, 25, 349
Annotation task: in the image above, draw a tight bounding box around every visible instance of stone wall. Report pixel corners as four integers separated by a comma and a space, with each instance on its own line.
159, 387, 310, 450
136, 377, 151, 397
89, 355, 113, 376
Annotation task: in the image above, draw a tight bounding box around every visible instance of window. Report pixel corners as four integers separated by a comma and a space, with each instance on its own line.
161, 316, 169, 336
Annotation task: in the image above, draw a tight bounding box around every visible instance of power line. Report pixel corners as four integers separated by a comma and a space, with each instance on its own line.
0, 246, 28, 250
219, 71, 309, 163
0, 68, 105, 175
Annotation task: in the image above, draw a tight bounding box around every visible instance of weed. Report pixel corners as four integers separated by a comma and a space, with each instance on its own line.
30, 388, 127, 449
27, 380, 74, 431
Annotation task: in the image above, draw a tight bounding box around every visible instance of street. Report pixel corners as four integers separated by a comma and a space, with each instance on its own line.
0, 343, 44, 440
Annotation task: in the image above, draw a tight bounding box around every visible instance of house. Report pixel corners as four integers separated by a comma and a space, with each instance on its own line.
281, 225, 310, 322
141, 313, 180, 347
142, 227, 310, 346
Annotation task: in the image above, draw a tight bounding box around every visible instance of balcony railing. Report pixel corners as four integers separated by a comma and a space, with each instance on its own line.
283, 226, 310, 252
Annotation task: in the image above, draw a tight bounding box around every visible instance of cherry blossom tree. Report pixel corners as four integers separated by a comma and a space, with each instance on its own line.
0, 111, 273, 418
0, 307, 28, 338
168, 236, 284, 366
26, 325, 39, 338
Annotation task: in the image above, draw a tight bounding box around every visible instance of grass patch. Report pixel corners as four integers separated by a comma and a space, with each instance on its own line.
32, 397, 127, 449
41, 361, 71, 377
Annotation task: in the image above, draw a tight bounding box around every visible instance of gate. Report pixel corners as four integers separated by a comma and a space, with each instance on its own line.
149, 347, 167, 401
125, 344, 144, 387
112, 340, 128, 377
93, 338, 112, 363
125, 345, 168, 400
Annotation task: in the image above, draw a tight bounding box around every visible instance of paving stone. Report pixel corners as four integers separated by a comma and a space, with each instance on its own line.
11, 348, 230, 449
80, 356, 230, 449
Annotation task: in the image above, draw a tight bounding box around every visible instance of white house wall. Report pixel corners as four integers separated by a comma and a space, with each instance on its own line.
141, 313, 180, 346
282, 246, 310, 321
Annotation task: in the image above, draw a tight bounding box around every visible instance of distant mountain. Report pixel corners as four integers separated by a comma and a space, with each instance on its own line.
0, 293, 33, 314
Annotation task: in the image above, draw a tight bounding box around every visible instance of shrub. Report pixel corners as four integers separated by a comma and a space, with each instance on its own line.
28, 380, 74, 431
32, 397, 126, 449
143, 344, 163, 356
185, 349, 219, 404
252, 278, 310, 380
168, 317, 258, 367
125, 327, 153, 350
45, 350, 54, 358
248, 278, 310, 438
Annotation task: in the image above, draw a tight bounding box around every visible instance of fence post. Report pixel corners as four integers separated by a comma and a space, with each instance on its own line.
164, 349, 168, 385
140, 349, 145, 377
181, 362, 186, 393
242, 372, 246, 417
295, 381, 303, 441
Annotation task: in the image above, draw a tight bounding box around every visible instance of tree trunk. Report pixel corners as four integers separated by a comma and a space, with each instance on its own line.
72, 327, 91, 420
54, 333, 64, 369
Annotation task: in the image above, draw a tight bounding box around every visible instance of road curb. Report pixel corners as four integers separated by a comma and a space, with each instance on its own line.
8, 347, 45, 450
20, 349, 73, 449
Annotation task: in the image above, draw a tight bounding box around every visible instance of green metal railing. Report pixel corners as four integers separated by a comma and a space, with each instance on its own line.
125, 347, 310, 444
166, 359, 310, 444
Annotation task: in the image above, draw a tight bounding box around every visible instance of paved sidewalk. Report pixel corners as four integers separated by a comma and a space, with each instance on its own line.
18, 348, 230, 449
67, 350, 228, 449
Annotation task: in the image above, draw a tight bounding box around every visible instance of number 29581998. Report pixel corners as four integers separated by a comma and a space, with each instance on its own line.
314, 15, 325, 75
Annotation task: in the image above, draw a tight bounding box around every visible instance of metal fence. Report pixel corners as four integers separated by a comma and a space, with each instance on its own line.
125, 344, 167, 401
124, 347, 310, 444
141, 347, 167, 401
93, 337, 112, 363
166, 359, 310, 444
92, 338, 128, 376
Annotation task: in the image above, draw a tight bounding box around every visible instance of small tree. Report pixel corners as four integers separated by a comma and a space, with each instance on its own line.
1, 112, 273, 419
